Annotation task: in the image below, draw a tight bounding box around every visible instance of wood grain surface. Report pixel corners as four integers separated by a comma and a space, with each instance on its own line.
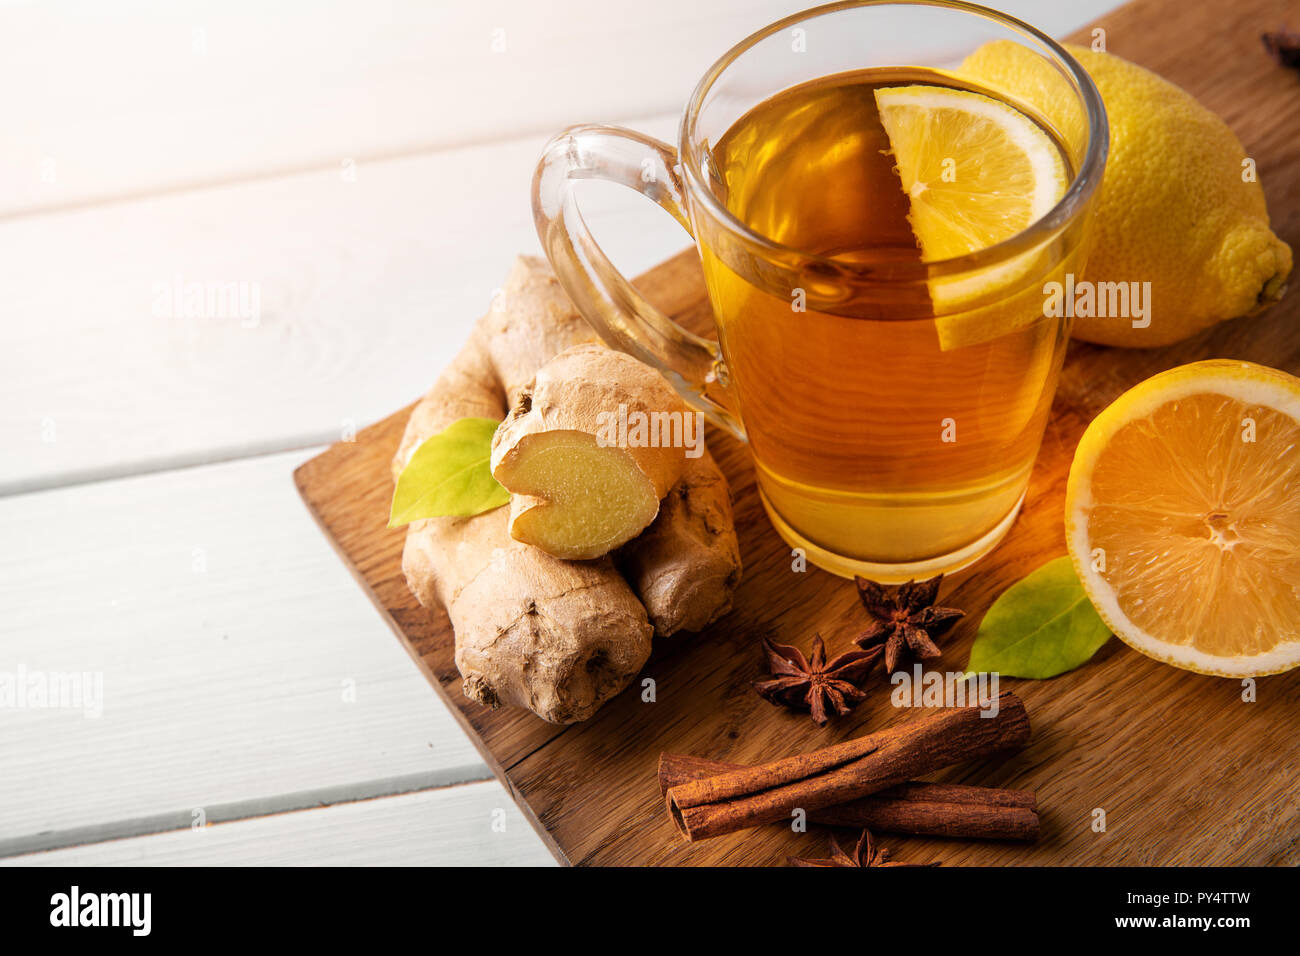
295, 0, 1300, 866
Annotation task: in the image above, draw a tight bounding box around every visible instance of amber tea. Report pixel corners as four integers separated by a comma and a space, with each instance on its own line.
696, 67, 1076, 578
535, 2, 1105, 581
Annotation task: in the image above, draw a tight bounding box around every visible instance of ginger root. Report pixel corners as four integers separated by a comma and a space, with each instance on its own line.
394, 256, 740, 723
491, 343, 690, 560
618, 452, 741, 636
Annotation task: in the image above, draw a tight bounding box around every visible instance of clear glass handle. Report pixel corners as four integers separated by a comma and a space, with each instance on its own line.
532, 124, 743, 439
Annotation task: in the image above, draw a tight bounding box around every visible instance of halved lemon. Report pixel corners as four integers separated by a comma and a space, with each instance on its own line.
1065, 360, 1300, 677
874, 85, 1070, 349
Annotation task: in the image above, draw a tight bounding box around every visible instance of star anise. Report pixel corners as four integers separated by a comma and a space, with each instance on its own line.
789, 828, 940, 867
853, 575, 965, 674
754, 634, 883, 726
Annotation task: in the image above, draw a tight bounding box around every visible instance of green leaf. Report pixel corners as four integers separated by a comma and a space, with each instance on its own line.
388, 417, 510, 527
965, 556, 1113, 679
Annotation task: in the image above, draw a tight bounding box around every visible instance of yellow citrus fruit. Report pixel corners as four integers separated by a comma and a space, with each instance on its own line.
960, 42, 1292, 347
873, 84, 1068, 262
873, 84, 1069, 349
1065, 359, 1300, 676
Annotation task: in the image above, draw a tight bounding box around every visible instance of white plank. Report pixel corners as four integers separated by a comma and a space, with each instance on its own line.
0, 1, 1119, 496
1, 0, 1120, 217
0, 0, 809, 216
0, 783, 557, 866
0, 448, 491, 857
0, 114, 686, 495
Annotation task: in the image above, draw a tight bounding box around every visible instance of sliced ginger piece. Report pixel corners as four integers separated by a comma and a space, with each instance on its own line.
498, 430, 666, 560
491, 344, 689, 560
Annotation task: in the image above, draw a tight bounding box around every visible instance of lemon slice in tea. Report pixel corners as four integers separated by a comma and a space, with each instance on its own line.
873, 85, 1069, 348
1065, 360, 1300, 677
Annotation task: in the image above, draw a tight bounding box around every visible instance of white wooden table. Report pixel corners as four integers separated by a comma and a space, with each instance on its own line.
0, 0, 1116, 866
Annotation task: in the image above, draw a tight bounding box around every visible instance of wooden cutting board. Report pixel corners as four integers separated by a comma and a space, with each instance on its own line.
295, 0, 1300, 866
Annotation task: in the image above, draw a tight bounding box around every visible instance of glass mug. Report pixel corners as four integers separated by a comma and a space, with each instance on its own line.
533, 0, 1107, 581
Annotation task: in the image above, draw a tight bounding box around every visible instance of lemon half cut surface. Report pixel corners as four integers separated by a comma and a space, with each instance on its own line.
1065, 360, 1300, 677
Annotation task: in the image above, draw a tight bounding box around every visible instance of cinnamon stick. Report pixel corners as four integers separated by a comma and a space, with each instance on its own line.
664, 691, 1030, 841
659, 753, 1038, 841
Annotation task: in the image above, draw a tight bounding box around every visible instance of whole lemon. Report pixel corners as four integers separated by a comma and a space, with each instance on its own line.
961, 42, 1292, 347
